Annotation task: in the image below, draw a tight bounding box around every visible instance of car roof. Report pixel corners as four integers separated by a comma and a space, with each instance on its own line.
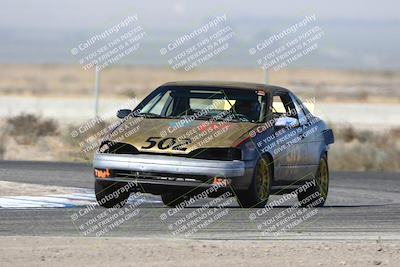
161, 81, 290, 93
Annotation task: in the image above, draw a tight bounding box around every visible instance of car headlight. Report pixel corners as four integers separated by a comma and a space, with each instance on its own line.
98, 141, 139, 154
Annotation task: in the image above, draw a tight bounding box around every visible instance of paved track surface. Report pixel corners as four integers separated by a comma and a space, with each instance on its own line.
0, 160, 399, 240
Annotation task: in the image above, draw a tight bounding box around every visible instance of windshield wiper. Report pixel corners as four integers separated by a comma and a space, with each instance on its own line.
163, 114, 211, 120
138, 112, 164, 118
194, 115, 214, 120
161, 115, 187, 119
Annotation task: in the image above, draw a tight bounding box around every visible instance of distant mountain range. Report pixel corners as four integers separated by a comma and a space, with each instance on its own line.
0, 18, 398, 70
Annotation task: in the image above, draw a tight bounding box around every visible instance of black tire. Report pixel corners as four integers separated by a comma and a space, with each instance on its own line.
95, 180, 130, 208
161, 192, 188, 208
236, 156, 272, 208
297, 155, 329, 208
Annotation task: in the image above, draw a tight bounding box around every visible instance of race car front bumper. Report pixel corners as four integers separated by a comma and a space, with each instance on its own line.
93, 153, 253, 193
93, 153, 245, 177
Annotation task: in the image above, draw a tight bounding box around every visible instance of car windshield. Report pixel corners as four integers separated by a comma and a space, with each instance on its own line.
136, 87, 267, 123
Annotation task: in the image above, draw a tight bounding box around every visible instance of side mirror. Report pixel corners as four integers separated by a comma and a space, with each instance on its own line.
323, 129, 335, 145
117, 109, 131, 119
274, 117, 299, 128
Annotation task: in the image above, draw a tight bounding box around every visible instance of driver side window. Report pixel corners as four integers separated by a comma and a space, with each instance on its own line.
272, 92, 297, 119
290, 93, 308, 125
272, 95, 287, 115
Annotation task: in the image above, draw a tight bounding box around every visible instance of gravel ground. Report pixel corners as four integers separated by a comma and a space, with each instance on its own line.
0, 236, 399, 267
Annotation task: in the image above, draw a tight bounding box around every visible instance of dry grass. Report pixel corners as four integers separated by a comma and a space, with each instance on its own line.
5, 113, 58, 144
0, 64, 399, 102
330, 127, 400, 172
0, 113, 110, 162
0, 115, 82, 162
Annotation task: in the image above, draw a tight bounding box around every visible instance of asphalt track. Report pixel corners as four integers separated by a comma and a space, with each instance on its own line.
0, 160, 399, 240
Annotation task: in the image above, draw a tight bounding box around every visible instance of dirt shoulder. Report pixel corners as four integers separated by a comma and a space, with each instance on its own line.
0, 236, 398, 267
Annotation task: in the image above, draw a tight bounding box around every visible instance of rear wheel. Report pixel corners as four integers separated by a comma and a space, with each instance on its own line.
297, 155, 329, 207
95, 180, 130, 208
236, 156, 272, 208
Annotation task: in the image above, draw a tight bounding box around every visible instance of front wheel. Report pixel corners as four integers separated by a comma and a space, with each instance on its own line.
236, 156, 272, 208
95, 180, 130, 208
297, 155, 329, 207
161, 193, 188, 208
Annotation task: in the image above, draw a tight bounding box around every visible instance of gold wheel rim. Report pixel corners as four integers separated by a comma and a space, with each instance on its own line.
317, 159, 329, 199
255, 158, 270, 200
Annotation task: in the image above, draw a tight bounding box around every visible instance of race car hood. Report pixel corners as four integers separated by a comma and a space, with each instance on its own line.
107, 117, 255, 154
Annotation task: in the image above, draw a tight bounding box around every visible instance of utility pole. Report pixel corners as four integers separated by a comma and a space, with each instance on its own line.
94, 65, 100, 118
264, 68, 269, 85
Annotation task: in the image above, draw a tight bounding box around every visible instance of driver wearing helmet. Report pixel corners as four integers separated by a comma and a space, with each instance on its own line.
233, 99, 260, 121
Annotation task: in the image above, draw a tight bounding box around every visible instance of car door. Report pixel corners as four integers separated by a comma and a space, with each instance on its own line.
291, 94, 322, 170
270, 90, 305, 182
289, 93, 315, 180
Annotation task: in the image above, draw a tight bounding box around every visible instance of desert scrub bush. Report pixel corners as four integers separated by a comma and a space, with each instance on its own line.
6, 113, 58, 144
330, 126, 400, 172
